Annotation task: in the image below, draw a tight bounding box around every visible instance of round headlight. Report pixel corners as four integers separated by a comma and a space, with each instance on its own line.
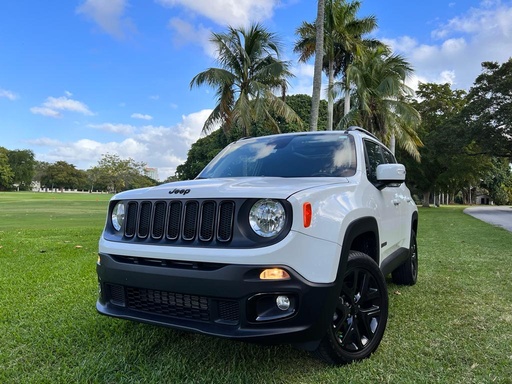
249, 199, 286, 238
111, 202, 125, 232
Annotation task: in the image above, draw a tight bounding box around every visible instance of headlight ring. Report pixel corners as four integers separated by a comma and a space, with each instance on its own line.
111, 202, 125, 232
249, 199, 286, 238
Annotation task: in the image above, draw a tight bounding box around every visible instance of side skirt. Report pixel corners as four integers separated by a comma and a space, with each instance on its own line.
380, 247, 409, 276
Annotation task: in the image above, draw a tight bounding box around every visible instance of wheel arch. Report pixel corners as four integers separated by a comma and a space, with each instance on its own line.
336, 216, 380, 282
411, 210, 418, 235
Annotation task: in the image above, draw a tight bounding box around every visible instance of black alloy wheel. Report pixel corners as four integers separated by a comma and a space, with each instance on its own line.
314, 251, 388, 365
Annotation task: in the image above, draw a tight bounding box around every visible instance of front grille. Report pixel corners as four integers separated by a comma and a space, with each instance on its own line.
123, 199, 235, 243
106, 284, 240, 324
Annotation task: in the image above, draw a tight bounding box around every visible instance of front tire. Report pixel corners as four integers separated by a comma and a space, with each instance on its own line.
313, 251, 388, 365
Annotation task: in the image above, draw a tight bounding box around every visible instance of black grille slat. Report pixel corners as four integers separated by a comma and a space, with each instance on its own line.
138, 202, 152, 238
121, 199, 235, 244
199, 201, 216, 241
125, 202, 138, 237
218, 202, 235, 242
167, 201, 182, 240
182, 202, 199, 241
152, 202, 166, 239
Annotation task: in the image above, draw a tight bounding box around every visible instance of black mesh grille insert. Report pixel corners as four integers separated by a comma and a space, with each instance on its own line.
125, 287, 210, 321
106, 284, 241, 324
109, 284, 125, 306
218, 301, 240, 323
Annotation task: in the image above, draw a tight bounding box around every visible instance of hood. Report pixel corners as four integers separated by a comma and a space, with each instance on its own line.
112, 177, 349, 200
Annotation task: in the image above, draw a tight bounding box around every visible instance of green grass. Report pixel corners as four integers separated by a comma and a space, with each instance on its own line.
1, 192, 511, 383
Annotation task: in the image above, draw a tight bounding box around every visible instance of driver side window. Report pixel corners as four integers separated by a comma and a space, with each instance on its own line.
364, 140, 385, 184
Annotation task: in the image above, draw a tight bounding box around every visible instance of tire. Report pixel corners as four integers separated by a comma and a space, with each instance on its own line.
392, 230, 418, 286
313, 251, 388, 365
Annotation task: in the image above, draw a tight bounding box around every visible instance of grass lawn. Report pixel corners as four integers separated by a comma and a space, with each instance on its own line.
0, 192, 511, 383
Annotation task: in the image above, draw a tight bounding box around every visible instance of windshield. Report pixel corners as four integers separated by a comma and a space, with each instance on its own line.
198, 133, 356, 178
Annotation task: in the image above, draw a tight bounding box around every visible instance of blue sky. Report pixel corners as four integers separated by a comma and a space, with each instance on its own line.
1, 0, 512, 180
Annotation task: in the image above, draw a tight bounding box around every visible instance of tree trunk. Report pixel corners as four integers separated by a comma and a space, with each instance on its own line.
389, 134, 396, 155
422, 191, 430, 207
327, 60, 334, 130
344, 77, 350, 116
310, 0, 324, 132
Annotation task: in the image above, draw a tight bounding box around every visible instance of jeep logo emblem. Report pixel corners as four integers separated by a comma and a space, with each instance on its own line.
169, 188, 190, 195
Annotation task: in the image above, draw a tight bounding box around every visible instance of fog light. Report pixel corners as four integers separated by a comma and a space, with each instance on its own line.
276, 295, 290, 311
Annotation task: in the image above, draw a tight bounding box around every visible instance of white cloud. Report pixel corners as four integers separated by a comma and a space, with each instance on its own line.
30, 107, 61, 118
77, 0, 134, 39
0, 88, 18, 101
131, 113, 153, 120
31, 109, 212, 180
168, 18, 214, 57
31, 95, 94, 118
88, 123, 135, 135
381, 2, 512, 90
157, 0, 278, 27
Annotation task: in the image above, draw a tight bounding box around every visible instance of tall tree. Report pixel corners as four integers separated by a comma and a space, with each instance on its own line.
40, 161, 85, 191
464, 59, 512, 157
7, 149, 36, 190
93, 154, 147, 193
401, 83, 470, 206
0, 147, 14, 190
191, 24, 300, 136
340, 45, 421, 159
309, 0, 325, 131
295, 0, 380, 130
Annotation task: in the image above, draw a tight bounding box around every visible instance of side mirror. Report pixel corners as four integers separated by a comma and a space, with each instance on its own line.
376, 164, 406, 189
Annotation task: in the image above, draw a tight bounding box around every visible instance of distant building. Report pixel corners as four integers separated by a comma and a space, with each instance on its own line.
144, 167, 159, 181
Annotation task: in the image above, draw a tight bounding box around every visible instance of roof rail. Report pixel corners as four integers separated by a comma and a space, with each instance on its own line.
346, 126, 379, 140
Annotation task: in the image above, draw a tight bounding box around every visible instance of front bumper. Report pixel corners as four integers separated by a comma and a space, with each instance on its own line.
96, 253, 340, 348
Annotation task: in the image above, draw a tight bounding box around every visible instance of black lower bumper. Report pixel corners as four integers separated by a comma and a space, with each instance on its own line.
96, 253, 340, 349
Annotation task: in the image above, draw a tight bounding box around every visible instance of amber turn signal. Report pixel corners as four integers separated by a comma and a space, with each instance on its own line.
260, 268, 290, 280
303, 202, 312, 228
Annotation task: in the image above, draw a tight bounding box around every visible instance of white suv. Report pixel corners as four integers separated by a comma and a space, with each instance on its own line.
97, 127, 418, 365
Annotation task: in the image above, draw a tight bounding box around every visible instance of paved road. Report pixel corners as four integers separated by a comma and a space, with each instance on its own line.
464, 206, 512, 232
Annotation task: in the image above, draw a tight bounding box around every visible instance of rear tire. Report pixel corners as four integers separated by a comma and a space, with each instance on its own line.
392, 230, 418, 286
313, 251, 388, 365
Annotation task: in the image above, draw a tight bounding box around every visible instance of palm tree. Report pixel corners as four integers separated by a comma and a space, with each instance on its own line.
339, 45, 422, 159
295, 0, 380, 130
309, 0, 325, 131
190, 24, 300, 136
